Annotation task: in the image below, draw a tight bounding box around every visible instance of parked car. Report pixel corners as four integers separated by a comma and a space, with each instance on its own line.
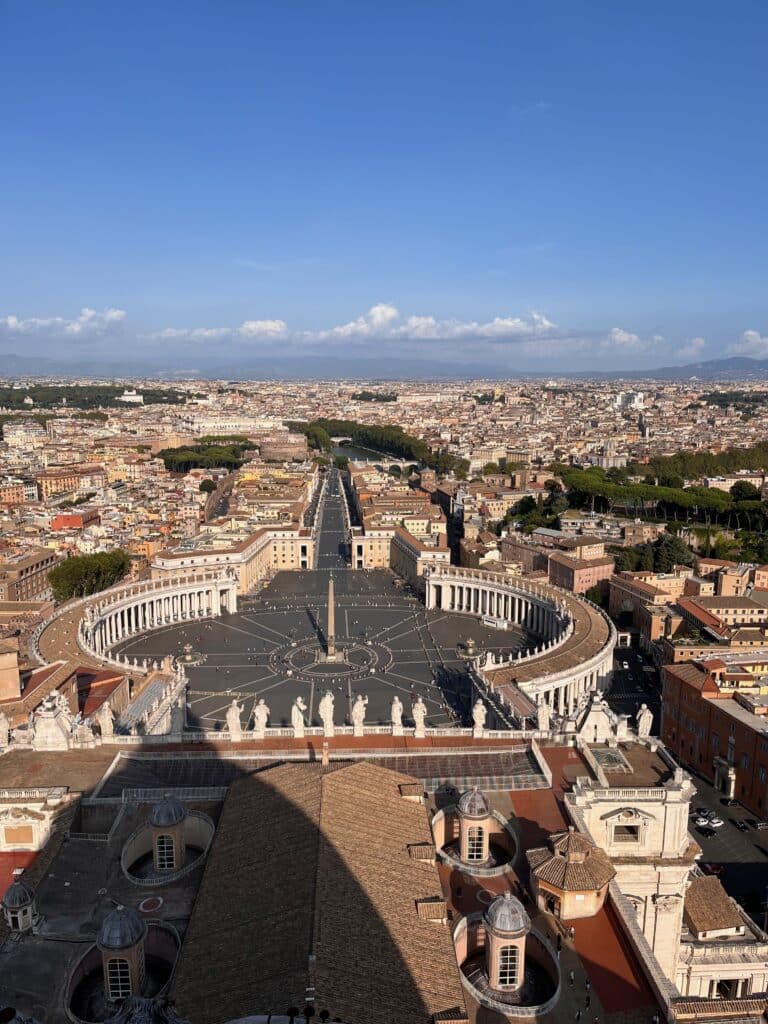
701, 862, 726, 876
708, 816, 724, 828
734, 820, 750, 832
696, 815, 724, 828
722, 797, 739, 807
697, 825, 716, 838
756, 821, 768, 830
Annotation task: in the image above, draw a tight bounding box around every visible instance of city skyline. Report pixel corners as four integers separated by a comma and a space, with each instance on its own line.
3, 1, 768, 373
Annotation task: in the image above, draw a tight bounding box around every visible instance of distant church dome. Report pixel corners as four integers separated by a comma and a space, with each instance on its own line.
2, 878, 34, 910
98, 905, 147, 951
484, 891, 530, 936
457, 785, 490, 818
149, 794, 187, 828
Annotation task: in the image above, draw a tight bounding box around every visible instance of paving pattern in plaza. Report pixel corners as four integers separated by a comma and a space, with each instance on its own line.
115, 472, 535, 731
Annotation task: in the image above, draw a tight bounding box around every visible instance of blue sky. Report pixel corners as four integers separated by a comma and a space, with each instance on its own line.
2, 0, 768, 373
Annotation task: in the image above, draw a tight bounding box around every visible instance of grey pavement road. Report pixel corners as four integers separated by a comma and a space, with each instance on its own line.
604, 648, 661, 733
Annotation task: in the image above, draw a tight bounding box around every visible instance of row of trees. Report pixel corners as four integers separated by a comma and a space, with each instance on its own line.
49, 551, 131, 602
610, 534, 695, 574
350, 390, 397, 402
627, 441, 768, 484
157, 442, 248, 473
554, 464, 768, 529
288, 418, 469, 478
0, 385, 190, 410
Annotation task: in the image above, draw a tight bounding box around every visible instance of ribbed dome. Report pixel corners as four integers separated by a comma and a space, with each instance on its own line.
149, 794, 187, 828
457, 785, 490, 818
484, 891, 530, 936
2, 878, 34, 910
98, 905, 147, 950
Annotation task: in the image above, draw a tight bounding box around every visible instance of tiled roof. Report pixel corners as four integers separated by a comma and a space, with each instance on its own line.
527, 829, 615, 892
170, 761, 467, 1024
684, 875, 743, 935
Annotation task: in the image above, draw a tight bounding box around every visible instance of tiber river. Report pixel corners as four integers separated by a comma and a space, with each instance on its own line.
332, 443, 411, 464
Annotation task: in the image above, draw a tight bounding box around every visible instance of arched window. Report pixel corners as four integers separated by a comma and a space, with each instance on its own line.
467, 826, 485, 862
498, 944, 519, 988
107, 957, 131, 1000
155, 834, 175, 871
7, 909, 23, 930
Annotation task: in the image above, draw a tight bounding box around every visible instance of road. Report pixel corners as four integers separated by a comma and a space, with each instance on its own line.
315, 469, 350, 568
604, 647, 661, 734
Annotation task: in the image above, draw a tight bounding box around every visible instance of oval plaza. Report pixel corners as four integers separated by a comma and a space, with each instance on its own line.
4, 469, 765, 1024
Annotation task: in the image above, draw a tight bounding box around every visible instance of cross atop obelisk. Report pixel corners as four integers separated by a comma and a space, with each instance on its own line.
326, 577, 336, 659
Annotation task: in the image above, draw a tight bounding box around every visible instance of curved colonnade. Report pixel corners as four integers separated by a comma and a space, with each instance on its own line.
425, 566, 616, 718
76, 570, 239, 668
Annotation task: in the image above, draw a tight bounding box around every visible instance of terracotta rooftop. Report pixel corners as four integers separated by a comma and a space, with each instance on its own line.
0, 748, 117, 793
527, 828, 615, 892
170, 760, 467, 1024
684, 875, 744, 936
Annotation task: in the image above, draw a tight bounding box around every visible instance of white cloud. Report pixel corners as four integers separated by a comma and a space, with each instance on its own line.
678, 336, 706, 360
728, 329, 768, 357
306, 304, 558, 344
600, 327, 665, 352
238, 319, 288, 338
146, 319, 288, 342
0, 306, 126, 336
147, 303, 560, 346
308, 303, 400, 341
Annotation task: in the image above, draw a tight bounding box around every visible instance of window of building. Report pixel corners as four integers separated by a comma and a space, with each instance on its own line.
498, 945, 519, 987
155, 834, 175, 871
107, 957, 131, 1000
467, 826, 485, 862
613, 824, 640, 843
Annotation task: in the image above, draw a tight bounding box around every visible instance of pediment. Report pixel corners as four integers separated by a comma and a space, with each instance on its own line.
0, 806, 46, 822
601, 806, 653, 824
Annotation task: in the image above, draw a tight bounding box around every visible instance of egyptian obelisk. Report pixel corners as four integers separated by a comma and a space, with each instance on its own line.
326, 578, 336, 660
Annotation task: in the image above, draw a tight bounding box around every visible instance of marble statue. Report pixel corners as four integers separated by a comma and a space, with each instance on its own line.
0, 711, 9, 747
412, 696, 427, 738
97, 700, 114, 738
319, 690, 335, 738
536, 700, 551, 733
75, 716, 94, 745
292, 696, 307, 738
391, 695, 404, 736
636, 703, 653, 739
472, 698, 487, 738
351, 694, 368, 736
252, 698, 270, 737
226, 698, 243, 742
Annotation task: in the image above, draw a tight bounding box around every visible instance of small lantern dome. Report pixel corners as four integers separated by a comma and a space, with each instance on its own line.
2, 878, 34, 911
97, 905, 147, 951
149, 795, 187, 828
457, 785, 490, 818
484, 891, 530, 936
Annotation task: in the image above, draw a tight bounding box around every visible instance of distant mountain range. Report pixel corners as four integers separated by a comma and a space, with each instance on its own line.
2, 350, 768, 381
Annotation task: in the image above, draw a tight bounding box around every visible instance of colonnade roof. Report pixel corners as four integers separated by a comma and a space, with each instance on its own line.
485, 587, 612, 685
